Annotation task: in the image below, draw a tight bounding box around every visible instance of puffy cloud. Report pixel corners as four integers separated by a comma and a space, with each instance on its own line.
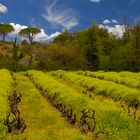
112, 19, 118, 24
99, 24, 125, 38
34, 30, 61, 42
107, 25, 125, 37
47, 31, 61, 40
102, 19, 111, 24
34, 29, 61, 42
46, 31, 61, 42
98, 24, 104, 28
9, 23, 60, 42
0, 3, 8, 13
90, 0, 100, 3
42, 0, 79, 30
10, 23, 27, 34
34, 29, 49, 42
102, 19, 119, 24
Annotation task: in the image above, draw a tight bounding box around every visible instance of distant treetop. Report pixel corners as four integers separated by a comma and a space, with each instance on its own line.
0, 24, 14, 42
19, 27, 41, 44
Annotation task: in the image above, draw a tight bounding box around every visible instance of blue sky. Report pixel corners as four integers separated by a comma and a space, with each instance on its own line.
0, 0, 140, 41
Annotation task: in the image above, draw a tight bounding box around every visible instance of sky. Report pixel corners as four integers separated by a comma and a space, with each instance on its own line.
0, 0, 140, 42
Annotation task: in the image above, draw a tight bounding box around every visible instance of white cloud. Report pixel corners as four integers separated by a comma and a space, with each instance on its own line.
98, 24, 104, 28
107, 25, 125, 37
112, 19, 118, 24
47, 31, 61, 39
102, 19, 119, 24
34, 30, 61, 42
99, 24, 125, 38
45, 31, 61, 42
90, 0, 100, 3
9, 23, 60, 42
102, 19, 111, 24
10, 23, 27, 35
42, 0, 79, 30
34, 29, 48, 42
0, 3, 8, 13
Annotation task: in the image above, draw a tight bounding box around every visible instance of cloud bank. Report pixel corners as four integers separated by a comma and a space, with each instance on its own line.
99, 24, 125, 37
9, 23, 61, 42
9, 22, 124, 43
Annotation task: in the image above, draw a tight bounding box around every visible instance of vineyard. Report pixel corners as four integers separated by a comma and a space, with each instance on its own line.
0, 69, 140, 140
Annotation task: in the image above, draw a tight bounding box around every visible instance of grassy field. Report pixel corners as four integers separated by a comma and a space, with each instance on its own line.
0, 69, 140, 140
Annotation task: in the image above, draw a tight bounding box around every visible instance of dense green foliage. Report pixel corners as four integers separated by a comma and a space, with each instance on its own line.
53, 24, 140, 71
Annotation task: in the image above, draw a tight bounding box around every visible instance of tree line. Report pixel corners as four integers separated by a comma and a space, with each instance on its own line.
0, 23, 140, 72
53, 23, 140, 71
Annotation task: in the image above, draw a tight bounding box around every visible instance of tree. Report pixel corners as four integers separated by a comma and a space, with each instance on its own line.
131, 24, 140, 71
37, 45, 87, 70
0, 24, 14, 43
54, 29, 71, 46
78, 24, 102, 70
19, 27, 41, 44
